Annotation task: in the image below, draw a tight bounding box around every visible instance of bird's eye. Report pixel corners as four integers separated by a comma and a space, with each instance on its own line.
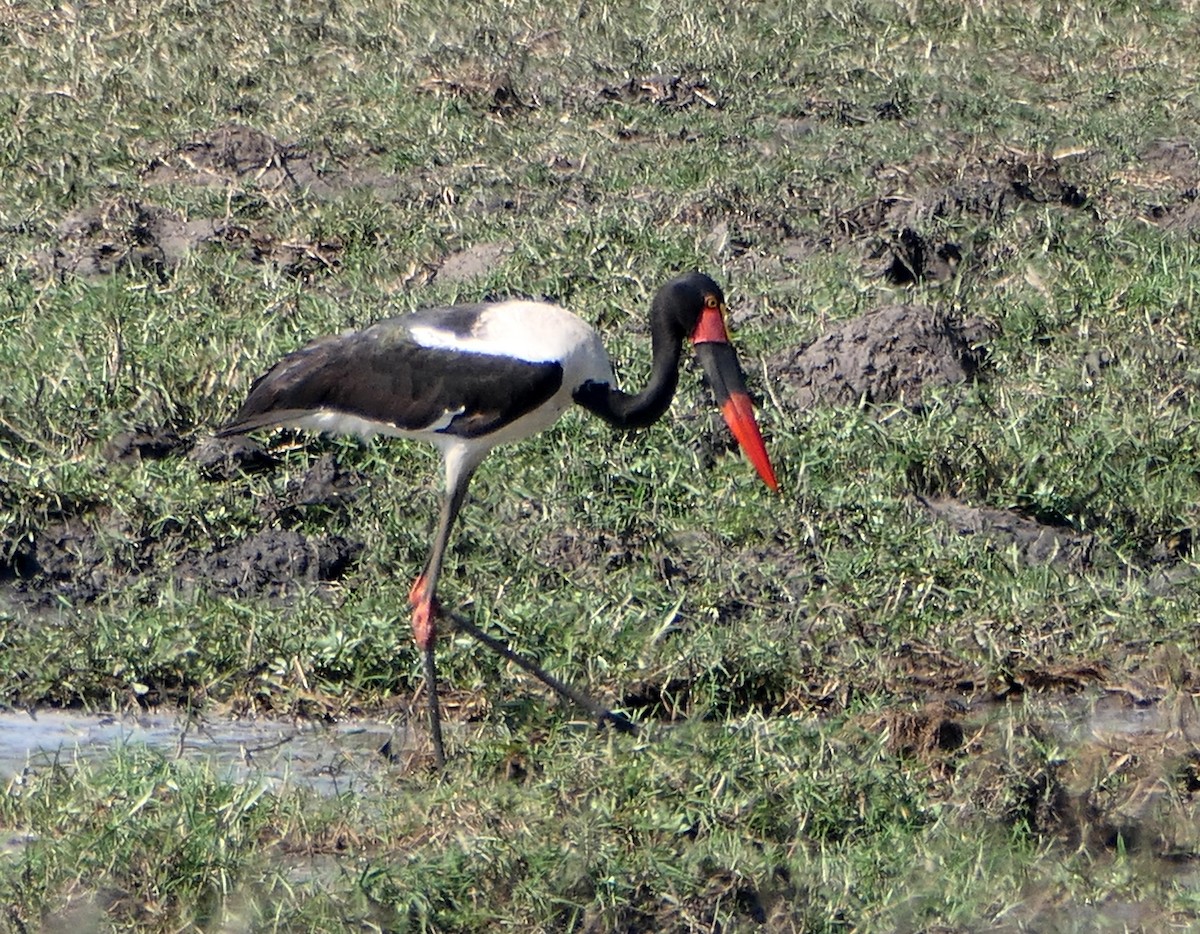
704, 294, 720, 309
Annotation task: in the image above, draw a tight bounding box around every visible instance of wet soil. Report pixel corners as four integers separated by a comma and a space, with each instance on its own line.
3, 443, 365, 609
36, 193, 343, 283
768, 304, 990, 410
12, 125, 1200, 734
172, 529, 362, 602
917, 495, 1103, 573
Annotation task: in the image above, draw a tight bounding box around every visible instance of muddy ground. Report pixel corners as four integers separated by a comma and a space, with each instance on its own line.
8, 119, 1200, 766
9, 119, 1200, 635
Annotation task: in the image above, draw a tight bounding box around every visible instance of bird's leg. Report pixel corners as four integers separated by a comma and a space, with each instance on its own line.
410, 593, 445, 768
420, 636, 446, 768
408, 465, 476, 768
443, 609, 637, 735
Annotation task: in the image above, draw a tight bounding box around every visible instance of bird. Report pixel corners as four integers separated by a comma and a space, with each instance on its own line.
217, 271, 778, 766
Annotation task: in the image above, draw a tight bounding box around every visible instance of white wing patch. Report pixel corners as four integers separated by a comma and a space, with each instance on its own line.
409, 301, 608, 367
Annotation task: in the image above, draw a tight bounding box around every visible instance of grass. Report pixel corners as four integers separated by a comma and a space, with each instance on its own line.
4, 0, 1200, 929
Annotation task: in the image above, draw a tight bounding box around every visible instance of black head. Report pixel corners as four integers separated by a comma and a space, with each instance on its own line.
651, 272, 727, 337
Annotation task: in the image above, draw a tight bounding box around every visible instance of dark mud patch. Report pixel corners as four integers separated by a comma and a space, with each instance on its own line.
103, 426, 189, 465
4, 515, 132, 608
918, 495, 1105, 573
173, 529, 362, 601
142, 123, 402, 200
599, 74, 717, 109
874, 228, 962, 284
4, 447, 365, 608
4, 517, 362, 609
188, 434, 279, 480
37, 199, 223, 280
769, 304, 990, 411
36, 196, 342, 282
1121, 138, 1200, 231
837, 150, 1092, 277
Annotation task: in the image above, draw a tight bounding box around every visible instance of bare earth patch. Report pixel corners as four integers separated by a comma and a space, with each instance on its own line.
3, 443, 366, 610
1121, 138, 1200, 231
141, 123, 332, 193
142, 123, 405, 200
37, 199, 223, 280
172, 528, 362, 602
36, 195, 342, 282
918, 495, 1103, 573
435, 241, 514, 284
769, 304, 990, 410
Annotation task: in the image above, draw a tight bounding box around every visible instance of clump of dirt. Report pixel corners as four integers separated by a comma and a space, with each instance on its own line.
188, 435, 278, 480
172, 528, 362, 601
416, 71, 530, 116
142, 123, 327, 192
620, 660, 794, 722
874, 700, 968, 767
36, 195, 342, 282
600, 74, 717, 108
4, 512, 362, 609
875, 228, 962, 284
104, 426, 189, 464
272, 451, 365, 513
37, 198, 224, 280
435, 241, 513, 284
1004, 152, 1090, 209
4, 440, 366, 609
1121, 138, 1200, 231
769, 304, 990, 410
836, 150, 1092, 279
5, 515, 128, 607
1000, 661, 1107, 696
918, 495, 1105, 573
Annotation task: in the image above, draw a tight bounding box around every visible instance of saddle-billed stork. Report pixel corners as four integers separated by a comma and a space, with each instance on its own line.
218, 271, 778, 766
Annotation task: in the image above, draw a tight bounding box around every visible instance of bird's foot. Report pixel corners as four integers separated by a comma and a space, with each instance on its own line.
411, 597, 441, 651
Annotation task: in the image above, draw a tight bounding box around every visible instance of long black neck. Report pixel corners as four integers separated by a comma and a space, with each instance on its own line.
573, 307, 687, 431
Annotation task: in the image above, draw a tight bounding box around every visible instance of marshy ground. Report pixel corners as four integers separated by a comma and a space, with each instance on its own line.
4, 1, 1200, 930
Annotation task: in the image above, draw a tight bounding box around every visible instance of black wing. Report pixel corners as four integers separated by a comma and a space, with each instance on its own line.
218, 319, 564, 440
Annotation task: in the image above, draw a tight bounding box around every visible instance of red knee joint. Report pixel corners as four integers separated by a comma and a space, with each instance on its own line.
411, 598, 439, 651
408, 574, 427, 607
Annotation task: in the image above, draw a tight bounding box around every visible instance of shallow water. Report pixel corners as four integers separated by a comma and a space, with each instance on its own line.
0, 708, 414, 795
